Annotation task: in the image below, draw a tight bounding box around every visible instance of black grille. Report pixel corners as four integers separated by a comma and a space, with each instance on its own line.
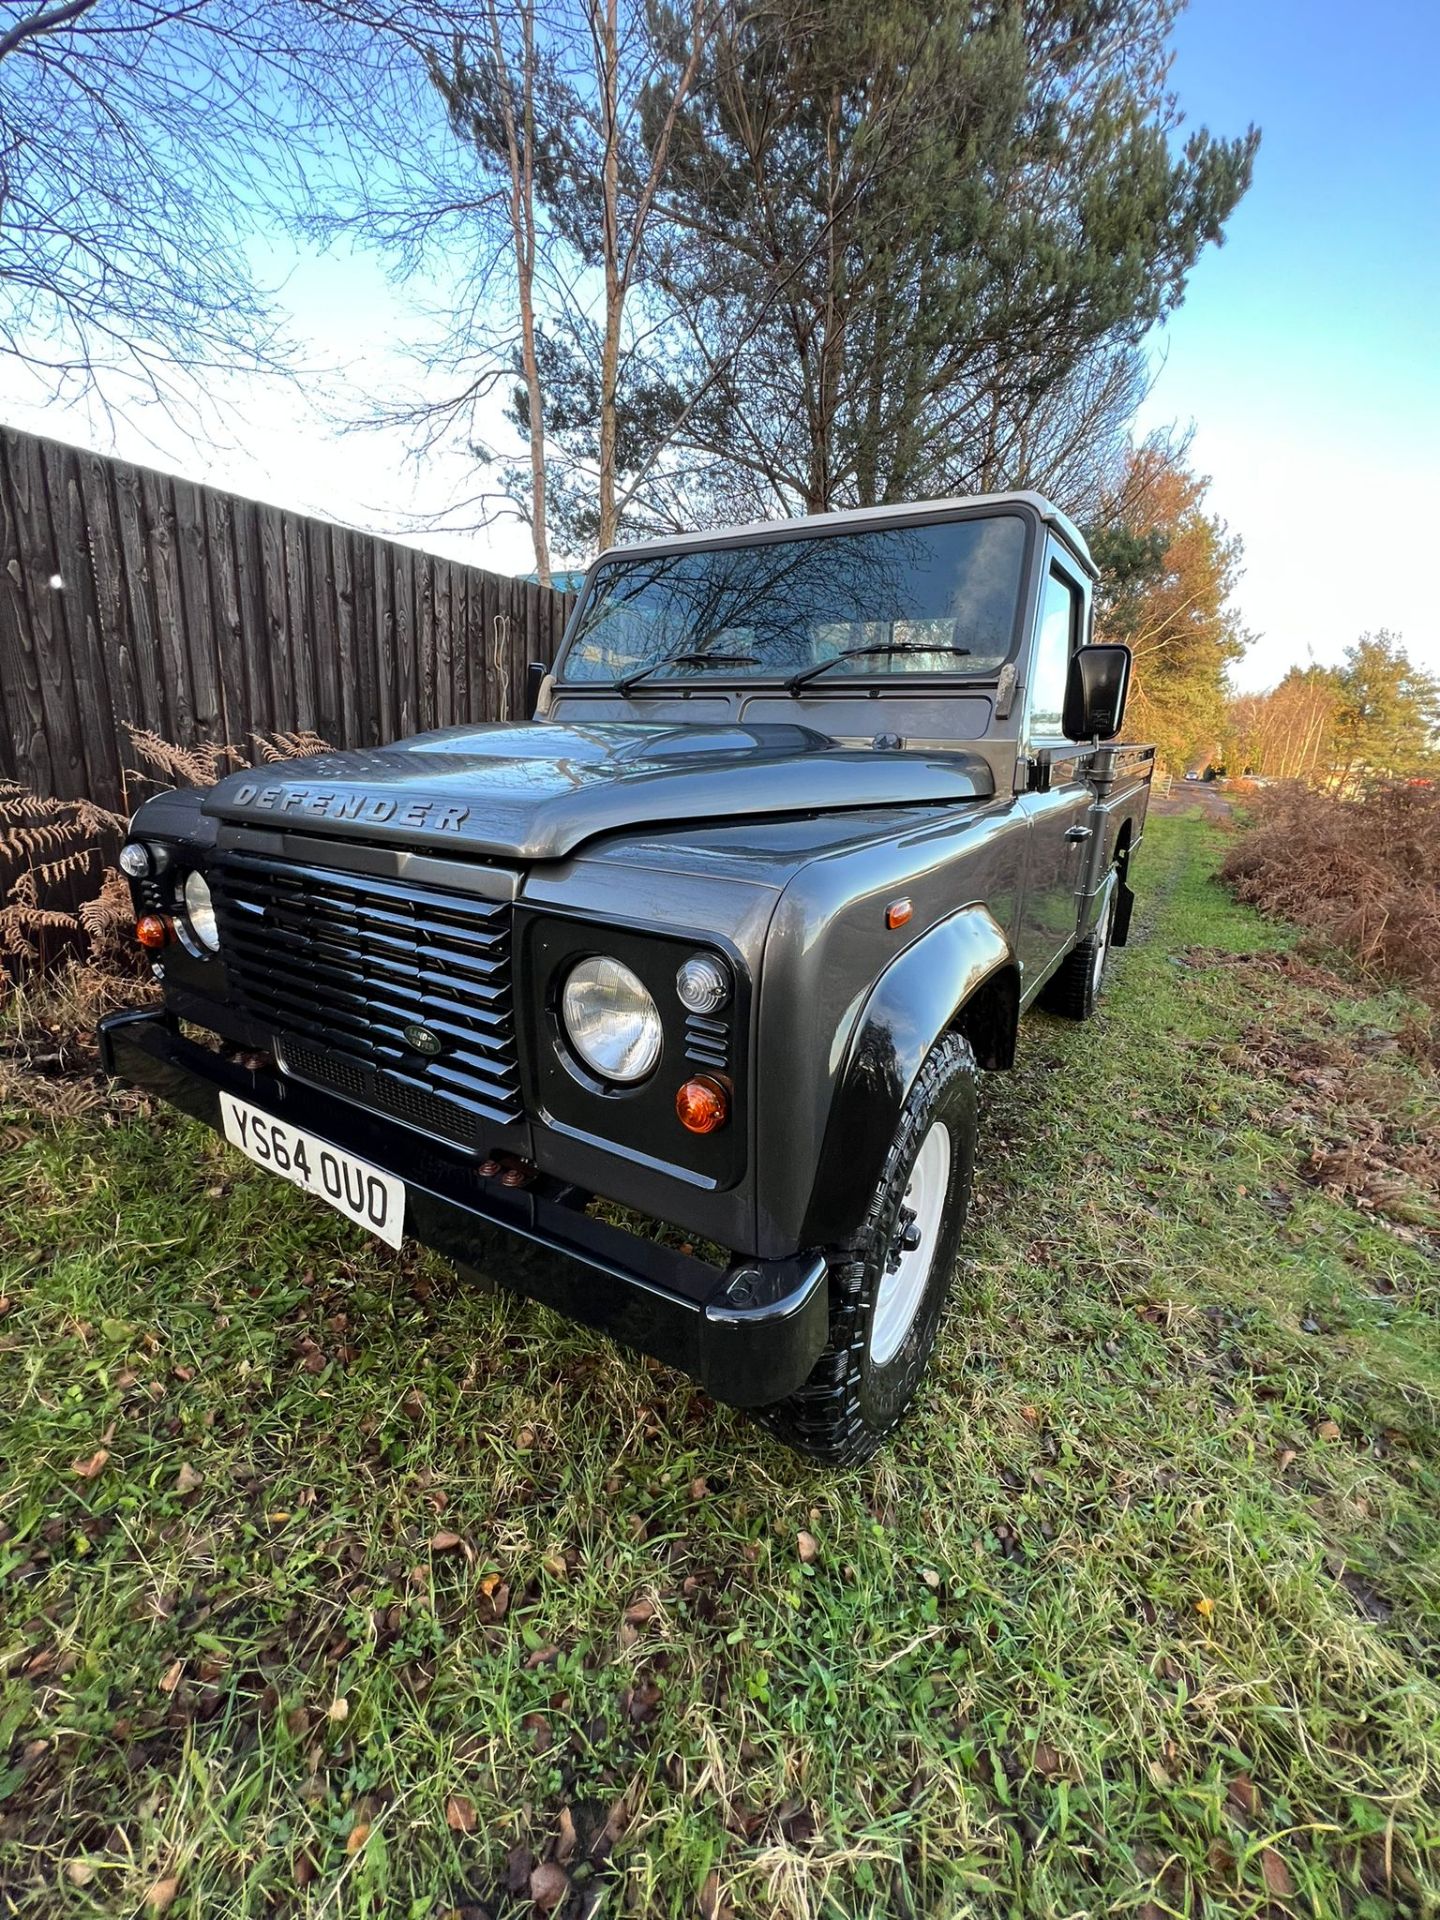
209, 851, 519, 1144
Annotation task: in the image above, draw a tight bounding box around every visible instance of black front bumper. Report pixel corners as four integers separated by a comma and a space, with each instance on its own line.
98, 1008, 829, 1409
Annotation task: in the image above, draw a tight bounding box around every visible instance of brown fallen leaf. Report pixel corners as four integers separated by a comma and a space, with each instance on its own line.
158, 1659, 184, 1695
445, 1793, 477, 1834
146, 1876, 181, 1912
796, 1531, 819, 1564
1317, 1418, 1342, 1442
1226, 1773, 1259, 1820
623, 1597, 656, 1626
345, 1821, 370, 1854
524, 1711, 553, 1753
477, 1573, 511, 1623
1033, 1741, 1062, 1779
327, 1695, 349, 1723
555, 1806, 579, 1865
71, 1448, 110, 1481
175, 1462, 203, 1497
530, 1861, 569, 1913
65, 1860, 96, 1887
542, 1553, 568, 1578
429, 1531, 464, 1552
504, 1845, 535, 1894
1260, 1847, 1294, 1898
699, 1867, 726, 1920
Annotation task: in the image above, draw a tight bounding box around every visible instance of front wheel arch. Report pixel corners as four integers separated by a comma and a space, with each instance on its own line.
798, 906, 1016, 1248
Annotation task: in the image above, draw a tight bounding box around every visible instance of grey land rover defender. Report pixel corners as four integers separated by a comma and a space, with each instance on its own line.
100, 491, 1153, 1463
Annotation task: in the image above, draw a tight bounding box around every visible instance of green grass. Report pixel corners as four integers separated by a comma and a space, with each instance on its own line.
1, 811, 1438, 1919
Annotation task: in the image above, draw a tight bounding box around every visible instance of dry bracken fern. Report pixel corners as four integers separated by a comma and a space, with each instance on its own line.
124, 726, 245, 789
250, 729, 331, 763
3, 728, 335, 990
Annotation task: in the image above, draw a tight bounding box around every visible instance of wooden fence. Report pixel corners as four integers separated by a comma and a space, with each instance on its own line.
0, 426, 576, 813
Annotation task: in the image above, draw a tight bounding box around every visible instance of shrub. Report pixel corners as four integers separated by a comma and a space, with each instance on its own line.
0, 729, 331, 984
1222, 780, 1440, 1005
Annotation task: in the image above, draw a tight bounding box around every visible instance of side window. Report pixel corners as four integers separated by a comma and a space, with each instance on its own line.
1027, 566, 1082, 738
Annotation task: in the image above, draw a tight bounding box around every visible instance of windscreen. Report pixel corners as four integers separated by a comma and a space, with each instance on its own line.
559, 514, 1027, 686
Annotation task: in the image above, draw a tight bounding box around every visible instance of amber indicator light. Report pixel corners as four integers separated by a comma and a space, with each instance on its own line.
676, 1075, 728, 1134
135, 913, 170, 950
885, 897, 914, 929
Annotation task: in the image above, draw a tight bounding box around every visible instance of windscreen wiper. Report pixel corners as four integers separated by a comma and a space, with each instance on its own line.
785, 640, 973, 693
617, 649, 761, 695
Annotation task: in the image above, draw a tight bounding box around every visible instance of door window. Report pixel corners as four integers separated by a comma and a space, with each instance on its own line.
1028, 566, 1082, 738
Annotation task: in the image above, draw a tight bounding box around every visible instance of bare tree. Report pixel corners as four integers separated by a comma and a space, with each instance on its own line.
0, 1, 469, 427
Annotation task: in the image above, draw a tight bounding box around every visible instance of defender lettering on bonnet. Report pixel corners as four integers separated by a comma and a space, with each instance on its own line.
228, 784, 469, 832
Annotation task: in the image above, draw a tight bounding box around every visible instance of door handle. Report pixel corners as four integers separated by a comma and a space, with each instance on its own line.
1065, 824, 1093, 843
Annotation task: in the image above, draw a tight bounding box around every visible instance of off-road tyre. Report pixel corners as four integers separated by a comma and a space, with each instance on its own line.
1039, 878, 1117, 1022
760, 1031, 979, 1466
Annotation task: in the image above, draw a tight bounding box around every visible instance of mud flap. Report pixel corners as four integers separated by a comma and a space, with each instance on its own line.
1113, 880, 1136, 947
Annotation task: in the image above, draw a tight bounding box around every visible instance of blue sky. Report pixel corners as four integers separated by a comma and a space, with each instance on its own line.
1134, 0, 1439, 687
3, 0, 1433, 694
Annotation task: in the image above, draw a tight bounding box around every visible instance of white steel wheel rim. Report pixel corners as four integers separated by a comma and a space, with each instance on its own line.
870, 1120, 951, 1367
1091, 892, 1113, 992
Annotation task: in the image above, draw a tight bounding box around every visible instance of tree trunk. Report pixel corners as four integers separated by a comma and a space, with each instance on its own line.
486, 0, 550, 583
596, 0, 621, 551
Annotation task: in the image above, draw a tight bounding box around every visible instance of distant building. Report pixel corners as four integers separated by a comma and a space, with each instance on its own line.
521, 568, 589, 594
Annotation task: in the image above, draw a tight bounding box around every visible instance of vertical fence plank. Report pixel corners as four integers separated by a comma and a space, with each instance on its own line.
0, 437, 52, 791
282, 514, 317, 732
393, 545, 416, 737
435, 561, 454, 729
111, 456, 169, 753
332, 528, 360, 748
232, 494, 270, 738
374, 539, 396, 740
141, 467, 197, 754
7, 431, 86, 798
309, 522, 342, 745
351, 532, 380, 746
173, 477, 222, 748
204, 489, 247, 745
257, 503, 291, 736
78, 452, 137, 774
418, 550, 437, 732
48, 442, 123, 807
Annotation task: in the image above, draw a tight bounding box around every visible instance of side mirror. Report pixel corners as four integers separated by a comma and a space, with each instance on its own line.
1063, 644, 1131, 742
525, 660, 547, 720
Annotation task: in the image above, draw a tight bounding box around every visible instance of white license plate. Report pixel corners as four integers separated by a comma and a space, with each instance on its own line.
220, 1095, 406, 1249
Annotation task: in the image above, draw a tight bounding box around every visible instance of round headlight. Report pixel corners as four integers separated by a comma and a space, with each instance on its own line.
676, 952, 730, 1015
182, 870, 220, 953
118, 841, 152, 878
561, 956, 662, 1082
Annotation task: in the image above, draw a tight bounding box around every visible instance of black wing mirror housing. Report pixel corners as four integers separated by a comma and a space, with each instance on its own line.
1063, 644, 1132, 742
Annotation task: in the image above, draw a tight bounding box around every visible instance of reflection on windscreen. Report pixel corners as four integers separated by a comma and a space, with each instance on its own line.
560, 515, 1026, 685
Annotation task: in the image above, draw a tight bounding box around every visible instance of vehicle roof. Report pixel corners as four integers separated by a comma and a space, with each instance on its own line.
592, 490, 1095, 578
